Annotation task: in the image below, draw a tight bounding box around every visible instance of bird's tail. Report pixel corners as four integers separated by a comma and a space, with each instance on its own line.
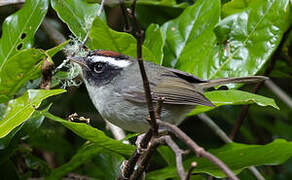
199, 76, 268, 89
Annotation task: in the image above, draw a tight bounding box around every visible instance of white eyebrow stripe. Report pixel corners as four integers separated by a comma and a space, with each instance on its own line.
91, 56, 131, 68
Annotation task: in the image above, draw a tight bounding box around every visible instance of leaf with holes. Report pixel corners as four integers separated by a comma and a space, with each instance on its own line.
147, 139, 292, 179
0, 0, 48, 68
87, 17, 156, 61
0, 49, 46, 103
189, 90, 279, 116
51, 0, 105, 41
0, 89, 66, 138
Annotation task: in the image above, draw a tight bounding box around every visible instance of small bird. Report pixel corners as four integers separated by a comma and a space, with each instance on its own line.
70, 50, 267, 132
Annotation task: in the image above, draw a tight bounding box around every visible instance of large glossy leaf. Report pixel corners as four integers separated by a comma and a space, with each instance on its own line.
0, 0, 48, 67
0, 89, 66, 138
146, 139, 292, 179
51, 0, 104, 40
175, 0, 290, 83
0, 49, 45, 103
161, 0, 220, 67
87, 17, 156, 61
144, 24, 164, 64
207, 0, 290, 80
43, 112, 135, 157
46, 142, 103, 180
189, 90, 279, 116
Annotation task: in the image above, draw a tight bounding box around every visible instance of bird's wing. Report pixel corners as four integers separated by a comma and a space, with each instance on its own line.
121, 72, 214, 107
165, 67, 207, 83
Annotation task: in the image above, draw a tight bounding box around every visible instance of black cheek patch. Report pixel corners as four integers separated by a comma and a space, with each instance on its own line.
84, 65, 122, 87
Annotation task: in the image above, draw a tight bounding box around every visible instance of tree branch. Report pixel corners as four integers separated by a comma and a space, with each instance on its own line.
158, 120, 239, 180
198, 113, 265, 180
186, 162, 197, 180
265, 80, 292, 109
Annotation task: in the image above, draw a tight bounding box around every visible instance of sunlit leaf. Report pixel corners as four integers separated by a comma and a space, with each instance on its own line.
46, 40, 69, 57
0, 89, 66, 138
144, 24, 164, 64
43, 112, 135, 157
51, 0, 105, 40
161, 0, 220, 67
189, 90, 279, 116
0, 49, 45, 103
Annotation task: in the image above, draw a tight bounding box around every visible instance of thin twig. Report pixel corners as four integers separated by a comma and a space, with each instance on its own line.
129, 137, 161, 180
81, 0, 105, 48
186, 162, 197, 180
265, 80, 292, 109
128, 0, 158, 135
164, 136, 186, 180
118, 131, 152, 180
130, 135, 187, 180
198, 113, 265, 180
119, 0, 131, 32
158, 120, 239, 180
127, 98, 165, 179
118, 0, 159, 177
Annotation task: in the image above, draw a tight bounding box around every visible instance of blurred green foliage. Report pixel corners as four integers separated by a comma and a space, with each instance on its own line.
0, 0, 291, 179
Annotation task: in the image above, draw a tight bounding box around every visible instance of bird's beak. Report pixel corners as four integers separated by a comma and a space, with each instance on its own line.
69, 57, 89, 70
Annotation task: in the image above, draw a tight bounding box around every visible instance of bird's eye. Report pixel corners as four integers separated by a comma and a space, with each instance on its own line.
93, 62, 105, 73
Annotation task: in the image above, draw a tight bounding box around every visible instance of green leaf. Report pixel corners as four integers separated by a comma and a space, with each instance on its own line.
157, 145, 176, 166
207, 0, 290, 80
51, 0, 105, 40
86, 0, 188, 8
147, 139, 292, 179
221, 0, 252, 17
87, 17, 156, 61
46, 142, 103, 180
0, 110, 46, 149
189, 90, 279, 116
0, 89, 66, 138
43, 112, 135, 157
0, 0, 48, 67
0, 124, 23, 150
0, 49, 46, 103
144, 24, 164, 64
161, 0, 220, 67
47, 142, 124, 180
162, 0, 290, 89
135, 1, 186, 27
131, 0, 187, 7
46, 40, 69, 57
